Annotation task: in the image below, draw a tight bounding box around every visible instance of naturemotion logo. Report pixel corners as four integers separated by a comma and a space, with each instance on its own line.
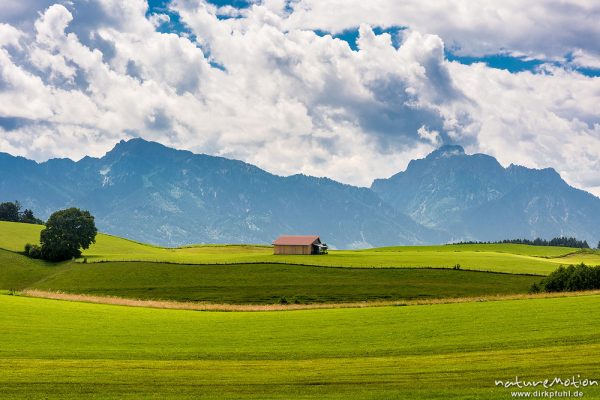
495, 376, 598, 390
495, 376, 598, 398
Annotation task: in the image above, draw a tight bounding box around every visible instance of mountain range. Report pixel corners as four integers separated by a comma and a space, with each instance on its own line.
372, 145, 600, 244
1, 139, 598, 248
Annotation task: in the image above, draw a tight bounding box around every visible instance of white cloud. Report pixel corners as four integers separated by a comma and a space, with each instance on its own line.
449, 62, 600, 195
284, 0, 600, 61
417, 126, 441, 146
0, 23, 24, 49
571, 49, 600, 69
0, 0, 598, 198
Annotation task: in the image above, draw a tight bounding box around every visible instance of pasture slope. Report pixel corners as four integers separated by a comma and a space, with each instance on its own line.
2, 221, 600, 275
1, 220, 600, 304
0, 247, 539, 304
21, 261, 543, 304
0, 220, 573, 304
1, 293, 599, 399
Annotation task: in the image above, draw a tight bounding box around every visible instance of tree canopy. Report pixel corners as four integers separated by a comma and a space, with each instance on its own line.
40, 208, 97, 261
0, 201, 43, 224
532, 263, 600, 293
0, 201, 21, 222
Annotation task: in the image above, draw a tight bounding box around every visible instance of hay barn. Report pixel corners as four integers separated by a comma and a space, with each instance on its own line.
272, 235, 328, 255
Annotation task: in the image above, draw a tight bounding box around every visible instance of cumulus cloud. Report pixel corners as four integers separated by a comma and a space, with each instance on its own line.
448, 62, 600, 195
0, 23, 24, 48
0, 0, 599, 197
284, 0, 600, 62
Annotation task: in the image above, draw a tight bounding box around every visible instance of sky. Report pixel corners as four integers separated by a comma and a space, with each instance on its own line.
0, 0, 599, 196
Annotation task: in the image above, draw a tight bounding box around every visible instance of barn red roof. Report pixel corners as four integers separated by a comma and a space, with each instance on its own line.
272, 235, 320, 246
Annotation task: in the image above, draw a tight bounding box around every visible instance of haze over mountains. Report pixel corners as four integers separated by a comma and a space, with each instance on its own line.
1, 139, 598, 248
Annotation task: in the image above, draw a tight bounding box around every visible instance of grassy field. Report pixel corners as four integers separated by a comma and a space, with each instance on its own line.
1, 293, 599, 399
2, 221, 599, 274
0, 248, 68, 290
80, 241, 600, 275
0, 249, 539, 304
2, 221, 599, 398
26, 261, 541, 304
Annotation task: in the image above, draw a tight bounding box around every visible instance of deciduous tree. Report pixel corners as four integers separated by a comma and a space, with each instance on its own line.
40, 208, 97, 261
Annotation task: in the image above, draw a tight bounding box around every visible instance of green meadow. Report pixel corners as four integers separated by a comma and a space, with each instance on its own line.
0, 246, 539, 304
0, 248, 68, 290
1, 221, 600, 399
1, 293, 599, 399
22, 261, 541, 304
2, 220, 600, 304
2, 221, 599, 275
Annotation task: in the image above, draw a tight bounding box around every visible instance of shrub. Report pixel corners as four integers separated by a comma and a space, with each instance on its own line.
532, 263, 600, 293
529, 282, 541, 294
24, 243, 42, 259
278, 296, 289, 305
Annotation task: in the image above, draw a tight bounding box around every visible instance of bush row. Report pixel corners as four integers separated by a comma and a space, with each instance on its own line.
531, 263, 600, 293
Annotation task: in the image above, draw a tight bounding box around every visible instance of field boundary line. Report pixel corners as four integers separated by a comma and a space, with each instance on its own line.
18, 289, 600, 312
74, 259, 548, 276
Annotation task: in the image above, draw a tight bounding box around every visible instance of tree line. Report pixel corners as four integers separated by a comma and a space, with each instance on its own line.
452, 237, 594, 249
0, 201, 43, 224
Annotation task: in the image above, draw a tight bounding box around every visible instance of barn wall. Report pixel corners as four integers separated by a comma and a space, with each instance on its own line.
274, 245, 312, 255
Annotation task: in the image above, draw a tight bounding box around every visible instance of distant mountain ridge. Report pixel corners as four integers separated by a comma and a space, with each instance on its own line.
1, 139, 599, 247
371, 145, 600, 244
0, 139, 439, 248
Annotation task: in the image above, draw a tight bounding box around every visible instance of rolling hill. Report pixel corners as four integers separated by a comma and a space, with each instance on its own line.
2, 221, 600, 305
2, 221, 599, 275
